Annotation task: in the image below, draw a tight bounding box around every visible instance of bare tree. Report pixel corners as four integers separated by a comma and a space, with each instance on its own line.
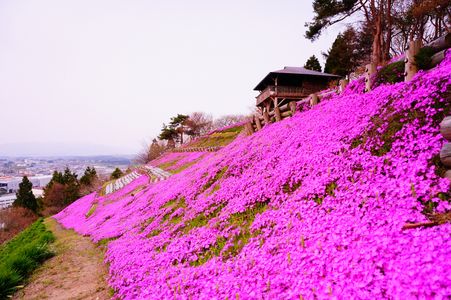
0, 207, 38, 243
306, 0, 450, 65
185, 112, 214, 138
134, 138, 165, 164
390, 0, 450, 55
212, 115, 248, 130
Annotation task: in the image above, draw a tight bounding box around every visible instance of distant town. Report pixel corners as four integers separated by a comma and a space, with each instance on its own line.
0, 155, 132, 208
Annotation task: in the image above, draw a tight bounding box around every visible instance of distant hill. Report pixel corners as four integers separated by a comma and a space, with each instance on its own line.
0, 142, 135, 157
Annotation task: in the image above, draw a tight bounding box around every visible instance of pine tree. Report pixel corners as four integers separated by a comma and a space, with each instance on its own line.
169, 114, 189, 144
158, 114, 190, 146
323, 27, 371, 76
304, 55, 322, 72
158, 124, 178, 145
80, 166, 97, 186
14, 176, 38, 213
59, 168, 79, 204
110, 168, 123, 180
63, 179, 80, 205
324, 30, 354, 76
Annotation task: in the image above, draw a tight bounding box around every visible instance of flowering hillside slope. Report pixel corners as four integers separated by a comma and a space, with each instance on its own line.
55, 55, 451, 299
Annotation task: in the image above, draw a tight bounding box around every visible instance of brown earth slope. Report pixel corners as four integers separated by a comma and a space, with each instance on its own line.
13, 218, 109, 300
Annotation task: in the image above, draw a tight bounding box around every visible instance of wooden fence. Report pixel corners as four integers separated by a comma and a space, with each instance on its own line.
245, 87, 342, 135
170, 146, 223, 153
440, 116, 451, 180
246, 33, 450, 136
365, 32, 451, 89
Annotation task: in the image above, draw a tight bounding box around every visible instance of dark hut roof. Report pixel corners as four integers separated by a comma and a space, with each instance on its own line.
253, 66, 340, 91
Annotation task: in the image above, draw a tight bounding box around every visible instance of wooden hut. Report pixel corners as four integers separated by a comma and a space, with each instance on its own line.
254, 67, 340, 113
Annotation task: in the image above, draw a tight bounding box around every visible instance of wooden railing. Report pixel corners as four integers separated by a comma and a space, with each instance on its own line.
256, 86, 275, 105
276, 86, 305, 97
365, 32, 450, 91
256, 85, 307, 105
170, 146, 222, 153
440, 116, 451, 180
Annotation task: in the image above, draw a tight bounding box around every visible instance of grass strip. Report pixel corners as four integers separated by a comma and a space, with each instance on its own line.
0, 218, 55, 299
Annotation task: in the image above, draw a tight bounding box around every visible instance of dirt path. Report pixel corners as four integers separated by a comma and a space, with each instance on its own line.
13, 218, 110, 300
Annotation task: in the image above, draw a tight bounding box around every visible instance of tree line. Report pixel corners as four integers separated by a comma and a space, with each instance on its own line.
13, 166, 100, 216
0, 165, 128, 243
135, 112, 247, 164
303, 0, 450, 76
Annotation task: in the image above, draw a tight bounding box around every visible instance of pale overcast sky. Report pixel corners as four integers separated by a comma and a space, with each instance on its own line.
0, 0, 346, 156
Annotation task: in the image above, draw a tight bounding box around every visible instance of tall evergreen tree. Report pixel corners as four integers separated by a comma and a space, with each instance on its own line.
159, 114, 190, 146
169, 114, 189, 144
14, 176, 38, 213
304, 55, 322, 72
324, 29, 355, 76
80, 166, 97, 186
158, 124, 178, 145
60, 167, 80, 204
323, 27, 371, 76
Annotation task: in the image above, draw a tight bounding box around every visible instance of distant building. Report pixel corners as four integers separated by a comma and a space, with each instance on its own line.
0, 189, 44, 209
0, 194, 16, 209
0, 175, 51, 194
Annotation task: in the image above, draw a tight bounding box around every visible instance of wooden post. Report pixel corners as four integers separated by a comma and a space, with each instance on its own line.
404, 40, 422, 82
263, 110, 270, 124
365, 63, 376, 92
440, 143, 451, 167
265, 101, 271, 114
274, 106, 281, 122
339, 79, 348, 93
289, 101, 297, 116
255, 115, 262, 131
310, 93, 319, 106
445, 170, 451, 181
245, 122, 254, 135
279, 103, 289, 112
425, 32, 451, 52
431, 49, 447, 67
440, 116, 451, 141
281, 110, 291, 118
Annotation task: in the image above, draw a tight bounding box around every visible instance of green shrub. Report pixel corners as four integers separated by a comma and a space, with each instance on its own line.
414, 47, 435, 70
0, 219, 55, 299
374, 60, 405, 87
0, 269, 21, 297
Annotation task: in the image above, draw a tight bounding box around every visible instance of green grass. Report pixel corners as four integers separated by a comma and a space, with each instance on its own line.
85, 204, 98, 218
171, 159, 203, 174
374, 60, 405, 87
282, 181, 301, 194
202, 167, 228, 193
176, 203, 226, 235
159, 198, 187, 224
157, 160, 180, 170
146, 229, 162, 238
186, 126, 243, 148
0, 218, 55, 299
190, 200, 269, 266
96, 237, 118, 247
